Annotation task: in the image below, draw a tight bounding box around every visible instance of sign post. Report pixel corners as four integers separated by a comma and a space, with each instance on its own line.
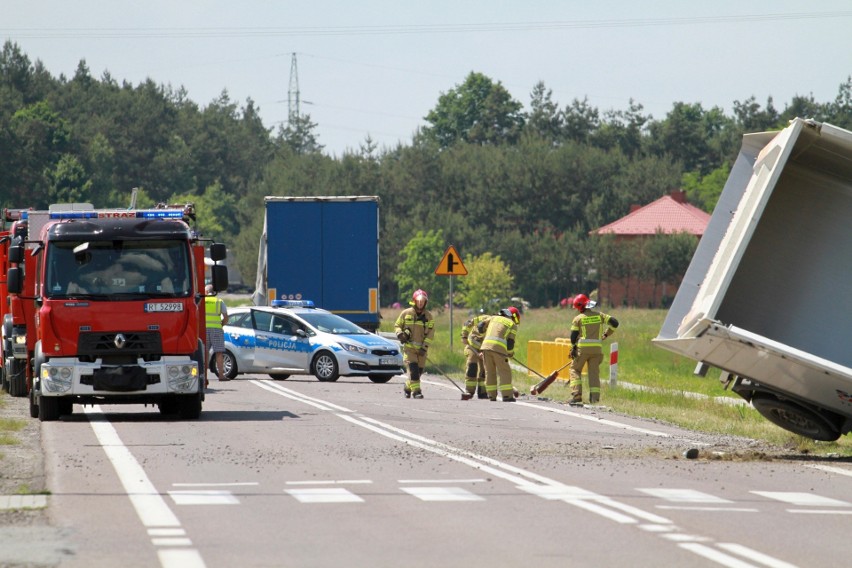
435, 245, 468, 349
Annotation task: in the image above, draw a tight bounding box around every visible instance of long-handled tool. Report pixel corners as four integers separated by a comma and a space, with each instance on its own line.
426, 356, 473, 400
513, 357, 572, 396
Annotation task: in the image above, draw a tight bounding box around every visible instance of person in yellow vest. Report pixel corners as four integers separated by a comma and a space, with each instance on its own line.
481, 306, 520, 402
461, 313, 491, 399
569, 294, 619, 405
394, 289, 435, 399
205, 284, 230, 383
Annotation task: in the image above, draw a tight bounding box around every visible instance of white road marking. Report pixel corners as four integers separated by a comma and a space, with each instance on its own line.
158, 550, 206, 568
83, 406, 204, 568
787, 509, 852, 515
716, 543, 802, 568
285, 479, 372, 485
805, 464, 852, 477
402, 487, 484, 502
399, 478, 487, 484
286, 487, 364, 503
148, 529, 186, 537
656, 506, 759, 512
168, 490, 240, 505
172, 482, 258, 487
679, 543, 764, 568
638, 488, 734, 503
253, 381, 801, 568
751, 491, 850, 507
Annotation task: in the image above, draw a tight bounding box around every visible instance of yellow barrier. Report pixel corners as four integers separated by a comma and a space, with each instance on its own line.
525, 339, 573, 380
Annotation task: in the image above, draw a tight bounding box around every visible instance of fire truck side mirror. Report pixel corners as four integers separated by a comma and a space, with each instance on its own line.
7, 266, 21, 294
211, 264, 229, 293
8, 245, 23, 264
209, 243, 227, 262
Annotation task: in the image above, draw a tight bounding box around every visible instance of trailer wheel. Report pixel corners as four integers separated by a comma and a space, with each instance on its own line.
751, 394, 841, 441
368, 374, 393, 384
312, 351, 339, 382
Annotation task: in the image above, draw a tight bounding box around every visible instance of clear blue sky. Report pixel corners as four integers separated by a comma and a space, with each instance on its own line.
4, 1, 852, 156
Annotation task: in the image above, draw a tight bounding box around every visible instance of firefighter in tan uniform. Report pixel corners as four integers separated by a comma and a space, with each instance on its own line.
480, 307, 520, 402
569, 294, 619, 405
394, 289, 435, 399
461, 314, 491, 399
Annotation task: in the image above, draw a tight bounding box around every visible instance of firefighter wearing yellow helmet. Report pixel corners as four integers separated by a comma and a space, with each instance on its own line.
480, 306, 520, 402
569, 294, 619, 405
394, 289, 435, 398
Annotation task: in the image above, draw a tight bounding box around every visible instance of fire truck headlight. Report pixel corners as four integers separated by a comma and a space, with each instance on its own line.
167, 364, 197, 392
41, 365, 73, 393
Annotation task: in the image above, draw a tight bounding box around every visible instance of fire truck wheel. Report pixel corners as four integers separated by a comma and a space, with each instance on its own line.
158, 399, 180, 415
38, 395, 60, 422
28, 388, 39, 418
8, 359, 27, 398
178, 393, 202, 420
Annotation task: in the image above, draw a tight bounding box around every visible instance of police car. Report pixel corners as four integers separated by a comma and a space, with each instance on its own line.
217, 300, 404, 382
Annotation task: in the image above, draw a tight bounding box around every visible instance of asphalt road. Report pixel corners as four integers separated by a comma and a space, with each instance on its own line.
32, 373, 852, 567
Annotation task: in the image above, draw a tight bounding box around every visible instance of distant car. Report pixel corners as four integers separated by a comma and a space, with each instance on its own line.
215, 300, 404, 383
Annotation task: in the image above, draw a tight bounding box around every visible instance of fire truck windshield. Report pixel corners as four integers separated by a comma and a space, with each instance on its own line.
46, 240, 191, 298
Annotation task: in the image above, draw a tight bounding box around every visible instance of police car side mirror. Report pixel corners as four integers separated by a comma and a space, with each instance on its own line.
295, 329, 307, 338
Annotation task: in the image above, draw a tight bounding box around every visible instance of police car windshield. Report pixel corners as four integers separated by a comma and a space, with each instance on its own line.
299, 312, 368, 335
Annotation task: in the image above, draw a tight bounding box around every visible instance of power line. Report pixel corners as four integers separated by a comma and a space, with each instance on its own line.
4, 11, 852, 39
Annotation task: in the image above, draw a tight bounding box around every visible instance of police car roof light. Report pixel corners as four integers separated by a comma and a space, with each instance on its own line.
271, 300, 315, 308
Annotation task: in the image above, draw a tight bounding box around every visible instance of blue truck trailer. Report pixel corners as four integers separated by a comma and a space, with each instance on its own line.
252, 196, 381, 331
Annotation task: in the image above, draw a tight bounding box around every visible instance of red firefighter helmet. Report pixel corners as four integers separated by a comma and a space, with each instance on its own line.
507, 306, 521, 324
500, 306, 521, 324
572, 294, 590, 311
412, 289, 428, 309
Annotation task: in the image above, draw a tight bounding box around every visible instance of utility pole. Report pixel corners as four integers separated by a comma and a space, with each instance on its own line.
288, 53, 300, 126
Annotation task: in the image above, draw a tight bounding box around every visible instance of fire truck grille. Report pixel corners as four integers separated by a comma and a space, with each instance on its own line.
78, 331, 163, 359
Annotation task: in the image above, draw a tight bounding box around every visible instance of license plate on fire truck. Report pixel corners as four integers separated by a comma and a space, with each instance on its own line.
144, 302, 184, 312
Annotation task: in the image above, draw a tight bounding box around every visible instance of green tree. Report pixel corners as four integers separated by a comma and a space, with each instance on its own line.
47, 153, 91, 204
394, 230, 448, 307
278, 112, 323, 155
421, 72, 524, 147
458, 252, 515, 312
682, 164, 730, 212
525, 81, 562, 144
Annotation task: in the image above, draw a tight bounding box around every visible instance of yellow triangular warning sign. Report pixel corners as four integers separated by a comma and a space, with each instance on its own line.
435, 245, 468, 276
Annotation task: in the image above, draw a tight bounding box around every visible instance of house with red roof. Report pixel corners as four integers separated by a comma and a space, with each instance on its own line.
591, 190, 710, 308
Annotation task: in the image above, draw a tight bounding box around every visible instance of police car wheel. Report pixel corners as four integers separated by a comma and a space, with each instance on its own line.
221, 351, 238, 380
312, 351, 339, 382
368, 374, 393, 384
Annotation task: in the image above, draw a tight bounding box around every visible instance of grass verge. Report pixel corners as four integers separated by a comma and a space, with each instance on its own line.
381, 306, 852, 457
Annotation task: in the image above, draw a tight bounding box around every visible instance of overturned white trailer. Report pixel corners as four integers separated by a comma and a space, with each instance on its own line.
654, 118, 852, 441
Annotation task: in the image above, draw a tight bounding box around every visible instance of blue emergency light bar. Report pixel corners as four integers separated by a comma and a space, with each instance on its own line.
271, 300, 315, 308
47, 210, 186, 220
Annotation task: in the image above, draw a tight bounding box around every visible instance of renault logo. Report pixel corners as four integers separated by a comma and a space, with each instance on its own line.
114, 333, 127, 349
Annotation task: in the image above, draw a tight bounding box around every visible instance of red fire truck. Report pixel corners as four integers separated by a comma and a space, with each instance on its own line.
1, 208, 32, 398
6, 202, 227, 421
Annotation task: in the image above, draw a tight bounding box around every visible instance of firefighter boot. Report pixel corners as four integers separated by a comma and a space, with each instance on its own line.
476, 383, 489, 399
